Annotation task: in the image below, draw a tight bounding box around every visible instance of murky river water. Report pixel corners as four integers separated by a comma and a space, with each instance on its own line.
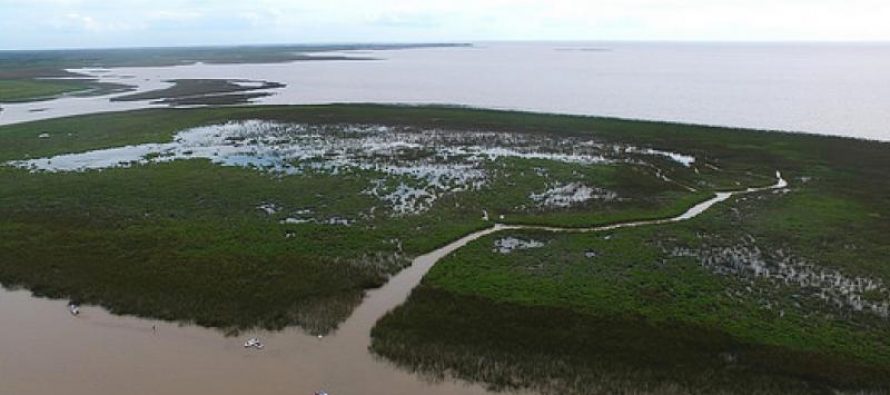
0, 172, 786, 395
1, 42, 889, 141
0, 225, 512, 395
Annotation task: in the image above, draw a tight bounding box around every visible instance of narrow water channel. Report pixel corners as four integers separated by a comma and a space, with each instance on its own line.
0, 172, 786, 395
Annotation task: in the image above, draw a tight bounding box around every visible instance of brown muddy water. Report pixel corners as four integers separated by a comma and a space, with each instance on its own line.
0, 174, 785, 395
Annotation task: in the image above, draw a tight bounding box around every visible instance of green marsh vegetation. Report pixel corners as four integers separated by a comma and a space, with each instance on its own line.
368, 107, 890, 394
1, 105, 888, 392
0, 105, 725, 334
373, 218, 890, 393
0, 79, 89, 102
0, 78, 131, 103
110, 79, 285, 105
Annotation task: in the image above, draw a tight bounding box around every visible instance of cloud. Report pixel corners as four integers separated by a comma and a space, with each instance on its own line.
2, 0, 890, 49
148, 10, 205, 22
49, 12, 145, 32
369, 12, 447, 28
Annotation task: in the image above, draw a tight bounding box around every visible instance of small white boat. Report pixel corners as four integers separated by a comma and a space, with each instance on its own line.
243, 337, 264, 349
68, 303, 80, 316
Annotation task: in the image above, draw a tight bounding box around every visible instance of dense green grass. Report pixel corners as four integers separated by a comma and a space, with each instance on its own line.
0, 159, 504, 333
374, 207, 890, 393
369, 105, 890, 394
0, 161, 398, 332
374, 213, 890, 392
0, 78, 132, 103
0, 79, 91, 102
0, 105, 718, 333
373, 286, 889, 395
2, 105, 889, 393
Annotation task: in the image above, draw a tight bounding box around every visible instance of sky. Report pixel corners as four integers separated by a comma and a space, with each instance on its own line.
2, 0, 890, 50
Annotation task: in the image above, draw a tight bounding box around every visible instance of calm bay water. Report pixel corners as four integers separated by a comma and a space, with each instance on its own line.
1, 42, 889, 141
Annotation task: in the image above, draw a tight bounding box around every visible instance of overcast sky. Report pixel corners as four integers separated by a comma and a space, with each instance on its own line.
2, 0, 890, 50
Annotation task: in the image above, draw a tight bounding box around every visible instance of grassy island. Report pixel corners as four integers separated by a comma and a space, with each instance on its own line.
1, 105, 888, 393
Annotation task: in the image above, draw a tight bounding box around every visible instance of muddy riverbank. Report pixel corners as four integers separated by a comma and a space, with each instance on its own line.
0, 172, 785, 395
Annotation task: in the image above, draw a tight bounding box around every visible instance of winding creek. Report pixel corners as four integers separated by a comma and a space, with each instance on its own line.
0, 172, 786, 395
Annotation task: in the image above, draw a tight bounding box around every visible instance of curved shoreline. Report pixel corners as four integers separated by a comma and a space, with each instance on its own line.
0, 171, 787, 395
3, 43, 889, 143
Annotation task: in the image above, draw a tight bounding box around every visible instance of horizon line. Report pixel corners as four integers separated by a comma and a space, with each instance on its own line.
4, 39, 890, 52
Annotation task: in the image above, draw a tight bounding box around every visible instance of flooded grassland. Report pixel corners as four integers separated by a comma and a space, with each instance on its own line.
2, 105, 889, 394
0, 105, 720, 333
